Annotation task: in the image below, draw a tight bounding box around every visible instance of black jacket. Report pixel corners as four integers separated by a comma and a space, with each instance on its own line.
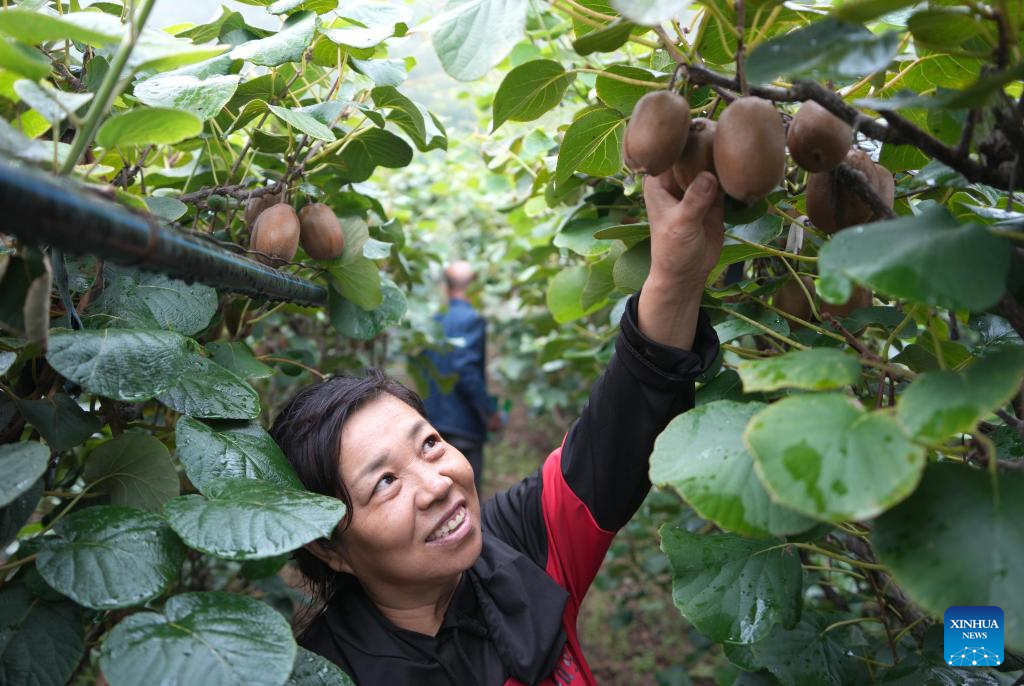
300, 293, 720, 685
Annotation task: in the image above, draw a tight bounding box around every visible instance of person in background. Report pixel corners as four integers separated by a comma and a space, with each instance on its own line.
422, 260, 500, 491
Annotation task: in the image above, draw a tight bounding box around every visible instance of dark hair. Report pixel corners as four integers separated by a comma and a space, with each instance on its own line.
269, 369, 425, 628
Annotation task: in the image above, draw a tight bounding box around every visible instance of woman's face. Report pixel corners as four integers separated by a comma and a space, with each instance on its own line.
327, 394, 483, 592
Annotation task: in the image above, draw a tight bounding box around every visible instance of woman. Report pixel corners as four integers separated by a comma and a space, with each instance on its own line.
269, 171, 724, 685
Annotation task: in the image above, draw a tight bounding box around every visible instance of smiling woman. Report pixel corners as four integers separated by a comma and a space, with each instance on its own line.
268, 173, 724, 685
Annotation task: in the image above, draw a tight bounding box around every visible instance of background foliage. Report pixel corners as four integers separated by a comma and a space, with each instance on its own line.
1, 0, 1023, 684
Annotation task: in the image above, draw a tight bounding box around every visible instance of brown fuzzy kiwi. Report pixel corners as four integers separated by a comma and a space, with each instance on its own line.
805, 149, 876, 234
250, 204, 300, 263
787, 101, 853, 173
244, 187, 283, 227
774, 275, 816, 326
870, 163, 895, 218
298, 203, 345, 260
623, 90, 691, 176
713, 96, 786, 204
820, 285, 873, 320
672, 118, 717, 189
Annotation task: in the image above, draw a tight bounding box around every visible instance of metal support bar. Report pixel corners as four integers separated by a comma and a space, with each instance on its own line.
0, 161, 328, 307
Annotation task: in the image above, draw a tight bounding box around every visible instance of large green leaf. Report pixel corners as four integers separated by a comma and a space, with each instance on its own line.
571, 19, 633, 56
0, 478, 41, 549
287, 647, 356, 686
12, 80, 93, 126
723, 611, 866, 685
164, 478, 346, 560
15, 394, 100, 451
36, 506, 184, 610
133, 74, 240, 121
329, 126, 412, 181
328, 277, 407, 340
230, 11, 317, 67
491, 59, 575, 131
610, 0, 685, 25
873, 466, 1024, 651
660, 526, 803, 644
0, 9, 123, 45
88, 265, 218, 336
714, 303, 789, 343
96, 108, 203, 149
83, 432, 180, 512
205, 341, 273, 379
175, 416, 302, 493
612, 238, 651, 293
554, 107, 625, 182
832, 0, 921, 22
745, 393, 926, 521
0, 442, 48, 508
547, 266, 606, 323
897, 348, 1024, 442
0, 37, 51, 81
156, 355, 261, 420
595, 64, 664, 114
818, 207, 1011, 312
737, 349, 862, 393
0, 586, 83, 686
746, 18, 900, 85
425, 0, 529, 81
327, 255, 383, 310
269, 104, 336, 141
651, 401, 817, 537
100, 592, 296, 686
553, 217, 617, 257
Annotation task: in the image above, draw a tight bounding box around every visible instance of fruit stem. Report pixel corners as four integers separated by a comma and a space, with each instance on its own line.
573, 68, 664, 89
880, 308, 916, 361
801, 564, 866, 580
257, 355, 327, 379
751, 296, 844, 342
710, 304, 809, 350
823, 616, 884, 635
557, 0, 615, 22
0, 553, 37, 573
722, 231, 818, 262
790, 542, 888, 571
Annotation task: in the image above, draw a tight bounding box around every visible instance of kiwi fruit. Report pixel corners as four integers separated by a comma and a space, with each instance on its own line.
298, 203, 345, 260
250, 204, 300, 263
805, 149, 875, 233
244, 187, 283, 227
774, 275, 815, 325
713, 96, 786, 204
787, 101, 853, 173
672, 118, 717, 189
623, 90, 691, 176
821, 285, 873, 320
871, 163, 895, 218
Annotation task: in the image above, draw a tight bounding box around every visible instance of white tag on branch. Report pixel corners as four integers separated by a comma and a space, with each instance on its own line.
785, 224, 804, 255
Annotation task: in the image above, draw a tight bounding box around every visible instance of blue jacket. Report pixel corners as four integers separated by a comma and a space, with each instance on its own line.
423, 298, 496, 443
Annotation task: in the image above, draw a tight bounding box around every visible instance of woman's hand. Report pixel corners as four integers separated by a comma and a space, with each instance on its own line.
636, 170, 725, 350
643, 170, 725, 290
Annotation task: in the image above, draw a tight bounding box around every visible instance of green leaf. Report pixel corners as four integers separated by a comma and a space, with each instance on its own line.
612, 238, 650, 293
47, 328, 192, 402
547, 266, 605, 323
88, 265, 218, 336
351, 57, 407, 87
270, 0, 338, 14
858, 62, 1024, 112
609, 0, 684, 25
327, 255, 382, 310
746, 18, 900, 85
745, 393, 926, 521
595, 65, 663, 114
0, 441, 48, 508
818, 208, 1012, 312
83, 432, 180, 513
337, 1, 411, 28
205, 341, 273, 379
737, 349, 861, 393
175, 416, 302, 493
133, 74, 240, 121
593, 222, 650, 241
156, 355, 261, 420
0, 586, 83, 686
328, 127, 412, 181
13, 80, 93, 126
0, 350, 15, 376
328, 277, 407, 340
287, 647, 356, 686
873, 465, 1024, 651
370, 85, 426, 142
651, 401, 817, 538
660, 525, 803, 644
897, 348, 1024, 442
100, 592, 296, 686
97, 107, 202, 149
582, 247, 619, 310
0, 9, 123, 45
165, 478, 346, 560
0, 37, 51, 80
907, 9, 985, 48
425, 0, 529, 81
321, 24, 393, 48
143, 196, 187, 221
714, 303, 789, 343
269, 104, 336, 141
555, 107, 625, 182
15, 394, 99, 452
36, 506, 184, 610
491, 59, 575, 131
0, 478, 41, 549
832, 0, 921, 22
230, 11, 317, 67
723, 611, 866, 685
571, 19, 633, 56
553, 217, 616, 257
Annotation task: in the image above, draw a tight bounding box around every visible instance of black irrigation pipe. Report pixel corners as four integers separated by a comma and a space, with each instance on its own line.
0, 162, 328, 307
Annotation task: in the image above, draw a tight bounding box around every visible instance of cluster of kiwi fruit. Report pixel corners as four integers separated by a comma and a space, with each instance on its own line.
245, 190, 346, 264
623, 91, 894, 323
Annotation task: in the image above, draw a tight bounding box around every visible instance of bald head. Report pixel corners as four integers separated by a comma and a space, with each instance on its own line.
444, 260, 475, 296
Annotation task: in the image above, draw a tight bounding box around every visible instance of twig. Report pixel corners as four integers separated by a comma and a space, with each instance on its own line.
996, 408, 1024, 441
734, 0, 748, 96
835, 162, 896, 220
996, 291, 1024, 340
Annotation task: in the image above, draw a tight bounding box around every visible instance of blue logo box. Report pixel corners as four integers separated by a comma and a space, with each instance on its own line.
944, 606, 1004, 667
